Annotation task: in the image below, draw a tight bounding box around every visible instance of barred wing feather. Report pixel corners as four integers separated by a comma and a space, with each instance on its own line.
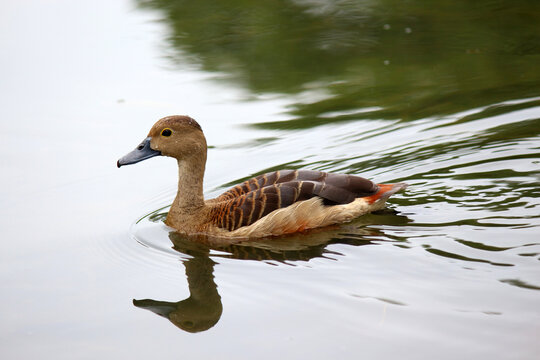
211, 170, 379, 231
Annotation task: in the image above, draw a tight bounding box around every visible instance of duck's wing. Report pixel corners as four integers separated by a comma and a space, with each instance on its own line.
210, 170, 380, 231
214, 170, 378, 203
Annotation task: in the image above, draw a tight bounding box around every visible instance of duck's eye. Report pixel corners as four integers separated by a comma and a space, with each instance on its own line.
161, 128, 172, 137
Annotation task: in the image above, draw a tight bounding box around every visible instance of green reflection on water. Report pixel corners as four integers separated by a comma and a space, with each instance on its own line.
500, 278, 540, 291
138, 0, 540, 126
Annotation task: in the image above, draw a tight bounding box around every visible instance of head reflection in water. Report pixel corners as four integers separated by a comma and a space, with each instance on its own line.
133, 237, 223, 333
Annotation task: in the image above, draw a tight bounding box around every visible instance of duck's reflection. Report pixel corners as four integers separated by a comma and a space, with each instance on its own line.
133, 242, 222, 333
133, 209, 410, 332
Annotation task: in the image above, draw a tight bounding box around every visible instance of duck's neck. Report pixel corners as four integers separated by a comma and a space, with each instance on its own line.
171, 156, 206, 211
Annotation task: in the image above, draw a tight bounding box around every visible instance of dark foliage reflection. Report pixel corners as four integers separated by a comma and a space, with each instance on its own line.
138, 0, 540, 126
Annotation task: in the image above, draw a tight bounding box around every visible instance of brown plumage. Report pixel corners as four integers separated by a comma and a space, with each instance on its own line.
117, 115, 408, 239
209, 170, 380, 231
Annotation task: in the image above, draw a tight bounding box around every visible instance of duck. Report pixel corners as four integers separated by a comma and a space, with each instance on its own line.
117, 115, 407, 239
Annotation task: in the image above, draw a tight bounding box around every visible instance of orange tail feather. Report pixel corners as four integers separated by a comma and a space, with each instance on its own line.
363, 183, 408, 204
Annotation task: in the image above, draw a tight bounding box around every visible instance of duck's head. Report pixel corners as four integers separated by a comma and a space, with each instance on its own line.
117, 115, 206, 168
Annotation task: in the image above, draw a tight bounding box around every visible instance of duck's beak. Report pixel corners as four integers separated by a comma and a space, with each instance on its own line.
117, 137, 161, 168
133, 299, 177, 319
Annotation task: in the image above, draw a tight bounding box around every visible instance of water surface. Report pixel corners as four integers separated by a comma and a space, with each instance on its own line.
1, 0, 539, 359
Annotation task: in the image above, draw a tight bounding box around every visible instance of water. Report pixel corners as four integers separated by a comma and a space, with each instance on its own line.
1, 0, 539, 359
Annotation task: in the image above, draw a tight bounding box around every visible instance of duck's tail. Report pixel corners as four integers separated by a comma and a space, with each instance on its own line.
363, 183, 408, 204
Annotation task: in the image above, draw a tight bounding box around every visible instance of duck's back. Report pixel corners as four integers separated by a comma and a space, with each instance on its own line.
208, 170, 380, 232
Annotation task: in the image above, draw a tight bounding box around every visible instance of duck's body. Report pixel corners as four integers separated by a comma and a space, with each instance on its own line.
118, 116, 407, 239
